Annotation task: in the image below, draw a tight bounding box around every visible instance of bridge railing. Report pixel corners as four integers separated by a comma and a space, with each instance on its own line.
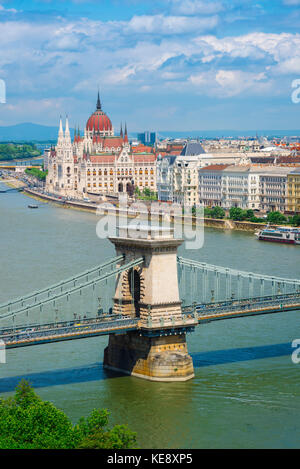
0, 316, 139, 345
178, 256, 300, 305
0, 257, 144, 333
0, 255, 124, 317
182, 292, 300, 319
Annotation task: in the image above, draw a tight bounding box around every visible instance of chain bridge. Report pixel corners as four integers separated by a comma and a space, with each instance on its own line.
1, 226, 299, 381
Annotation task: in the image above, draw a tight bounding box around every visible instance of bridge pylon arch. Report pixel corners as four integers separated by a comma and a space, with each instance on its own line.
104, 226, 196, 381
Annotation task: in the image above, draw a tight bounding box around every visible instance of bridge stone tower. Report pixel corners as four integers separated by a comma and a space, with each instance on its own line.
103, 226, 196, 381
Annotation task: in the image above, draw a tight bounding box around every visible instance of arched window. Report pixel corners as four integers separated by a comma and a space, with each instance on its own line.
128, 269, 141, 317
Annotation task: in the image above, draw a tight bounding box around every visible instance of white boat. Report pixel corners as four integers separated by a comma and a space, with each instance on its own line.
255, 225, 300, 245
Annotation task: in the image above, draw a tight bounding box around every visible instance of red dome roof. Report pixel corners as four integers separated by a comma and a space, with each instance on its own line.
86, 110, 112, 132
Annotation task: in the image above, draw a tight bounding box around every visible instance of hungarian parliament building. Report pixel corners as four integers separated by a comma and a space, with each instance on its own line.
45, 93, 156, 199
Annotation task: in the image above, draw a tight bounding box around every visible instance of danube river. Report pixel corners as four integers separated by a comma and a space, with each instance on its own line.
0, 184, 299, 449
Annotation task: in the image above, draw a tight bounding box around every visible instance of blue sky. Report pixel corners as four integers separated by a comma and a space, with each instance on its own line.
0, 0, 300, 131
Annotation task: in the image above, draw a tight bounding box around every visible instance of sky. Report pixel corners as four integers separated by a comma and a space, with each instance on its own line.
0, 0, 300, 131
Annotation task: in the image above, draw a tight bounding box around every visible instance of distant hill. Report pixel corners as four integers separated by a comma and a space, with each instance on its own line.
0, 123, 67, 142
1, 123, 299, 142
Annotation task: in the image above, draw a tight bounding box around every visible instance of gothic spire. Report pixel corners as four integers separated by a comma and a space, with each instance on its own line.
124, 122, 128, 143
96, 90, 101, 110
65, 115, 71, 144
120, 122, 123, 138
58, 116, 63, 137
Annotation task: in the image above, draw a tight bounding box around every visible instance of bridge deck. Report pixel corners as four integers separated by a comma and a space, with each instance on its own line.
1, 295, 299, 349
1, 318, 139, 349
197, 302, 300, 323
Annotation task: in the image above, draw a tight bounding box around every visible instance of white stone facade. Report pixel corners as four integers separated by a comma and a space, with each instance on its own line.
198, 165, 296, 212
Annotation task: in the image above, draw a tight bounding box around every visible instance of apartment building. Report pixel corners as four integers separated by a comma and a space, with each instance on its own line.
198, 165, 295, 212
287, 168, 300, 214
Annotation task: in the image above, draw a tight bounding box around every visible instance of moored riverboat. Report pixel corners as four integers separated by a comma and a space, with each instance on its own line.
255, 225, 300, 244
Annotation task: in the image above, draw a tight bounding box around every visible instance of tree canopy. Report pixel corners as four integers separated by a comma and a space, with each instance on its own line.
266, 211, 287, 224
204, 206, 225, 219
0, 143, 41, 161
135, 186, 157, 200
25, 167, 48, 181
0, 380, 137, 449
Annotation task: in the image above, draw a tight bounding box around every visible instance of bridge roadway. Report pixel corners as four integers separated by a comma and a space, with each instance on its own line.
192, 292, 300, 323
1, 292, 299, 349
0, 316, 139, 349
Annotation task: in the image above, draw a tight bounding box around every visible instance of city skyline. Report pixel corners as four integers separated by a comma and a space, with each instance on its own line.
0, 0, 300, 130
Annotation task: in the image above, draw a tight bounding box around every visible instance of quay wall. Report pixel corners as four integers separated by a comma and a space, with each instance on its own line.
24, 188, 274, 233
203, 218, 267, 231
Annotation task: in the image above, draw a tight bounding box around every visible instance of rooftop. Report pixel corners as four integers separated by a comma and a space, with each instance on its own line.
199, 164, 231, 172
180, 141, 206, 157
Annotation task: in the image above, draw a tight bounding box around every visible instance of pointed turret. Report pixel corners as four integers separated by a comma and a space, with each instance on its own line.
64, 116, 71, 146
58, 116, 63, 136
57, 116, 64, 149
96, 90, 101, 110
124, 123, 128, 143
120, 123, 123, 139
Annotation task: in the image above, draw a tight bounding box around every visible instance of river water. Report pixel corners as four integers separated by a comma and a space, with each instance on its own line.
0, 184, 299, 449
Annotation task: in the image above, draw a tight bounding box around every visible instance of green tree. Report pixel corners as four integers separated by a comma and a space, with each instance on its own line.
211, 206, 225, 219
249, 216, 265, 223
75, 408, 136, 449
229, 207, 256, 221
143, 187, 151, 197
290, 214, 300, 226
78, 423, 137, 449
25, 167, 48, 181
0, 380, 79, 449
135, 186, 157, 201
204, 207, 213, 218
0, 143, 41, 161
229, 207, 246, 221
0, 381, 137, 449
245, 209, 254, 219
267, 211, 287, 224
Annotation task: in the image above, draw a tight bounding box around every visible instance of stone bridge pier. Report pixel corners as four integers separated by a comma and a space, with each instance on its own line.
103, 226, 196, 381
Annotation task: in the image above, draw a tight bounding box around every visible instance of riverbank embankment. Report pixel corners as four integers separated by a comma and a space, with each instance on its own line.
23, 188, 272, 232
0, 176, 27, 189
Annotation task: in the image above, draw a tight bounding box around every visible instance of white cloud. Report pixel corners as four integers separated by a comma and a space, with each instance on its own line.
192, 32, 300, 72
189, 69, 271, 97
272, 57, 300, 74
125, 14, 219, 35
169, 0, 224, 15
0, 4, 17, 13
0, 12, 300, 125
215, 70, 268, 96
